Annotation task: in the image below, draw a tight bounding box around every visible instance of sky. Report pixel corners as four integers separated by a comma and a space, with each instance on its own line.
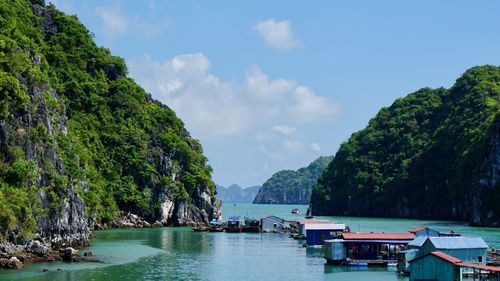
49, 0, 500, 187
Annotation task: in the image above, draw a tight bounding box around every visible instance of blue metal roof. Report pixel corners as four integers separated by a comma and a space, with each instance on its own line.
428, 237, 488, 249
408, 236, 428, 247
228, 216, 241, 222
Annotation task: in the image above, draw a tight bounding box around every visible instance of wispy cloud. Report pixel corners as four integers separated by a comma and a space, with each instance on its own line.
254, 19, 300, 51
273, 125, 296, 135
95, 6, 128, 38
95, 5, 170, 40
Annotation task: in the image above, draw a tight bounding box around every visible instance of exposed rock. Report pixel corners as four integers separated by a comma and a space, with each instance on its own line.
83, 251, 92, 257
4, 257, 24, 269
61, 247, 80, 262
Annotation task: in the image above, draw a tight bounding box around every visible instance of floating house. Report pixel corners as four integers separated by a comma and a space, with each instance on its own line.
417, 237, 489, 264
324, 232, 415, 264
260, 215, 285, 232
297, 220, 346, 246
341, 233, 415, 261
409, 251, 500, 281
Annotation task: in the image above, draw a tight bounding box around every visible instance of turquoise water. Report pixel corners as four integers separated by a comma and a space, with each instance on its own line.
1, 203, 499, 281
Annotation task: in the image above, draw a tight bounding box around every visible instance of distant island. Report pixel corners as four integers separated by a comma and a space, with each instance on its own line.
253, 156, 332, 204
216, 184, 260, 203
311, 66, 500, 226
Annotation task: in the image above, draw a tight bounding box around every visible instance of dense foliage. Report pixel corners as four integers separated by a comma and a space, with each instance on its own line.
253, 156, 332, 204
311, 66, 500, 225
0, 0, 214, 237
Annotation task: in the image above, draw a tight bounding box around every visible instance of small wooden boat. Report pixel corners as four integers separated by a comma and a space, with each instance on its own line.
225, 216, 242, 233
192, 226, 209, 232
242, 217, 260, 233
291, 208, 300, 214
208, 220, 225, 232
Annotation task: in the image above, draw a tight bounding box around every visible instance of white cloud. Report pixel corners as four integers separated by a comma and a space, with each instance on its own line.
96, 6, 128, 37
310, 142, 321, 152
254, 19, 300, 50
129, 53, 340, 140
273, 125, 296, 135
95, 6, 170, 40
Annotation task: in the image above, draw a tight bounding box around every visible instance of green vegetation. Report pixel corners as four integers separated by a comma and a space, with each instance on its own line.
311, 66, 500, 226
253, 156, 332, 204
0, 0, 214, 237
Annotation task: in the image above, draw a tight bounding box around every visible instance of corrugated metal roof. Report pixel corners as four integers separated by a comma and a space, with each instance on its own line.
409, 251, 462, 264
408, 236, 428, 247
428, 237, 488, 249
341, 233, 415, 240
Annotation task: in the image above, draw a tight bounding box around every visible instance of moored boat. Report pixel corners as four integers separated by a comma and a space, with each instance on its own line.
192, 225, 209, 232
291, 208, 300, 214
242, 217, 260, 233
226, 216, 242, 232
208, 220, 225, 232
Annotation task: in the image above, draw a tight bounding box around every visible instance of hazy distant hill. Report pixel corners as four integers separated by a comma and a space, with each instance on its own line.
216, 184, 260, 203
253, 156, 333, 204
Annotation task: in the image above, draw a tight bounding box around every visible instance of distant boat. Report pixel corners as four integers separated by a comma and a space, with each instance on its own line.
242, 217, 260, 233
226, 216, 242, 233
291, 208, 300, 214
305, 205, 314, 219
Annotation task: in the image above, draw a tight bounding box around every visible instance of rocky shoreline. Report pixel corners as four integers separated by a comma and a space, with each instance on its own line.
0, 213, 209, 270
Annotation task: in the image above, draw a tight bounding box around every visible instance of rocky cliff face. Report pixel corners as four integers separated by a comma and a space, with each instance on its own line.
0, 0, 215, 254
253, 156, 332, 204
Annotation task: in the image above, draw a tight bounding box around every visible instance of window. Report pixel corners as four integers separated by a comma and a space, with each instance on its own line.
478, 256, 483, 262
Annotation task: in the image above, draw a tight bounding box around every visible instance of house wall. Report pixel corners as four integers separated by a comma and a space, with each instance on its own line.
410, 255, 461, 281
306, 230, 335, 245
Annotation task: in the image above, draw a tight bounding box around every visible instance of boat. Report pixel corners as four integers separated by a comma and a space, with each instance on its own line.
242, 217, 260, 233
192, 225, 209, 232
291, 208, 300, 214
305, 204, 314, 219
208, 220, 225, 232
225, 216, 242, 233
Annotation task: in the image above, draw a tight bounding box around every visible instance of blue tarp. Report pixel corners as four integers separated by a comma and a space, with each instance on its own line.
209, 221, 223, 225
228, 216, 241, 222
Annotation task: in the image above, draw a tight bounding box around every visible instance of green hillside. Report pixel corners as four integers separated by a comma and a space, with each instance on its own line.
0, 0, 214, 241
253, 156, 332, 204
311, 66, 500, 226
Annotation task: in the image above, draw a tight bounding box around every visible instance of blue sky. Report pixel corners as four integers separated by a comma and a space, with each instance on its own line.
50, 0, 500, 187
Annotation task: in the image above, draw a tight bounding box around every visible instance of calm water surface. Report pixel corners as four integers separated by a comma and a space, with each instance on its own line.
1, 203, 499, 281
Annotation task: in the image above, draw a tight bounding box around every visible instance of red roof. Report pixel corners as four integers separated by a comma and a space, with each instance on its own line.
457, 262, 500, 272
298, 220, 336, 225
409, 226, 426, 233
431, 251, 462, 264
341, 232, 415, 240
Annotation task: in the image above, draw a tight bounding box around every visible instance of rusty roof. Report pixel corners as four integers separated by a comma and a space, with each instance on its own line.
456, 262, 500, 272
341, 232, 415, 240
431, 251, 462, 264
298, 220, 337, 224
408, 226, 426, 233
